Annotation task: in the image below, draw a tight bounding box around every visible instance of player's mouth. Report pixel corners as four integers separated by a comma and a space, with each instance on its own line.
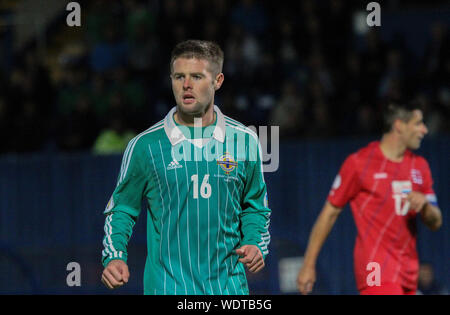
182, 94, 196, 104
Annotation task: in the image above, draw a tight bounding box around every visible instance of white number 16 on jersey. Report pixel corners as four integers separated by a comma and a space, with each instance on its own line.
191, 174, 212, 199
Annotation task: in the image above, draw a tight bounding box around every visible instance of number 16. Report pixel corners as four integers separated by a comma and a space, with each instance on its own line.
191, 174, 212, 199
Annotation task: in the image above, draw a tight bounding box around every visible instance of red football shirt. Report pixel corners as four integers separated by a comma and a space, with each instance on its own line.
327, 141, 438, 291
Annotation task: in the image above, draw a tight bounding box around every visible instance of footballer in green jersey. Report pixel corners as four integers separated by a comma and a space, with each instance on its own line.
101, 40, 271, 295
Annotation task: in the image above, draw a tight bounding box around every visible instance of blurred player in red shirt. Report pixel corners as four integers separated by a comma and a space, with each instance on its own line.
297, 101, 442, 295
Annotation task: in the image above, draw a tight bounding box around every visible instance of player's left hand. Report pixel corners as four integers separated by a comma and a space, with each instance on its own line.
236, 245, 264, 273
407, 191, 428, 212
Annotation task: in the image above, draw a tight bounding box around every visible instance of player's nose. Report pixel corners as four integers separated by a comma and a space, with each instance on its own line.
423, 124, 428, 135
183, 77, 192, 89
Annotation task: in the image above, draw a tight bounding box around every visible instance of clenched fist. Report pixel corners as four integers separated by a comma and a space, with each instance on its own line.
101, 259, 130, 290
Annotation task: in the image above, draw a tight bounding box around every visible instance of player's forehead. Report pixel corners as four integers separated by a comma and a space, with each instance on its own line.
171, 57, 212, 74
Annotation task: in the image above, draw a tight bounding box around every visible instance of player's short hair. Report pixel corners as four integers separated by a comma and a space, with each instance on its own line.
382, 99, 424, 133
170, 40, 224, 76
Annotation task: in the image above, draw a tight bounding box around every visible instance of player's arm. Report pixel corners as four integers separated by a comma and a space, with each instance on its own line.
297, 154, 360, 295
407, 192, 442, 231
410, 159, 442, 232
238, 135, 271, 273
101, 136, 149, 289
101, 211, 137, 289
297, 201, 343, 295
420, 202, 442, 231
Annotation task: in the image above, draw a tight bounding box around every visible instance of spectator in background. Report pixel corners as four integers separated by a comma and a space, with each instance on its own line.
56, 94, 99, 152
307, 51, 335, 99
417, 263, 448, 295
56, 65, 90, 117
379, 49, 406, 99
306, 101, 334, 139
360, 29, 387, 101
4, 50, 54, 153
85, 0, 116, 45
203, 0, 229, 44
239, 28, 263, 78
421, 22, 450, 134
157, 0, 181, 55
2, 0, 450, 155
125, 0, 159, 79
252, 53, 279, 125
224, 24, 246, 78
202, 18, 222, 44
321, 0, 352, 63
178, 0, 203, 39
422, 22, 449, 86
109, 67, 147, 129
92, 115, 135, 155
336, 51, 366, 135
125, 0, 156, 41
269, 81, 304, 139
90, 24, 129, 73
6, 52, 53, 122
275, 18, 301, 76
296, 1, 324, 59
89, 73, 111, 119
22, 51, 54, 117
230, 0, 268, 37
127, 24, 160, 80
354, 103, 378, 136
6, 66, 28, 119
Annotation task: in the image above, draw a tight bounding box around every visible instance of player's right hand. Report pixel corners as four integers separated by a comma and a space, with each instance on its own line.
101, 259, 130, 290
297, 265, 316, 295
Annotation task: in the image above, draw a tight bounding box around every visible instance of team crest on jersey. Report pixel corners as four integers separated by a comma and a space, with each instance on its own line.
217, 153, 238, 175
392, 181, 412, 196
411, 169, 423, 184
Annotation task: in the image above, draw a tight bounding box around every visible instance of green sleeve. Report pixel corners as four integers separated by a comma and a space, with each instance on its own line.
101, 137, 149, 266
102, 211, 136, 267
239, 135, 271, 260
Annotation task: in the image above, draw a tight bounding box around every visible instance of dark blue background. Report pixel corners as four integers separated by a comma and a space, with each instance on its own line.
1, 136, 448, 294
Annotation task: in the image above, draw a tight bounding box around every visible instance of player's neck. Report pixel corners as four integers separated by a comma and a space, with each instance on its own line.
379, 134, 407, 162
174, 105, 216, 127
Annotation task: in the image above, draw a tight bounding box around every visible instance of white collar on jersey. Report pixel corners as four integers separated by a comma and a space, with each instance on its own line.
163, 105, 226, 147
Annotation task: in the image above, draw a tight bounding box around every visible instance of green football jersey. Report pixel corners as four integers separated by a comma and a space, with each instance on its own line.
102, 105, 271, 295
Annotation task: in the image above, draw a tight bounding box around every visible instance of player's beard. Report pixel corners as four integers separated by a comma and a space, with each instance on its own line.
177, 98, 213, 117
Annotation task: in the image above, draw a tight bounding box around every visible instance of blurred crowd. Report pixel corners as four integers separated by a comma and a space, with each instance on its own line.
0, 0, 449, 154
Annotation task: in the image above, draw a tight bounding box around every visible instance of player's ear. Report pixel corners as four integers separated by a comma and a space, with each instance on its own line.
393, 119, 405, 134
214, 73, 224, 91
